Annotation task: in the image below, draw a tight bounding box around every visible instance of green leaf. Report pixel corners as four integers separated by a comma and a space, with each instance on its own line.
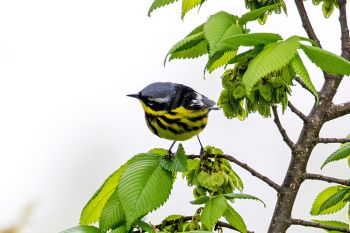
60, 226, 102, 233
148, 0, 179, 16
224, 202, 247, 233
223, 193, 266, 207
226, 46, 263, 66
212, 33, 282, 54
160, 232, 212, 233
311, 186, 348, 215
239, 4, 280, 25
160, 143, 188, 172
321, 143, 350, 169
300, 44, 350, 75
80, 164, 127, 225
204, 11, 241, 53
134, 220, 156, 233
118, 153, 175, 227
181, 0, 204, 19
165, 32, 206, 64
148, 148, 168, 155
206, 50, 237, 73
290, 54, 319, 103
169, 40, 208, 61
163, 214, 184, 221
191, 195, 209, 205
110, 225, 127, 233
319, 188, 349, 213
229, 169, 244, 191
242, 36, 300, 94
200, 195, 227, 230
99, 189, 125, 232
312, 220, 349, 232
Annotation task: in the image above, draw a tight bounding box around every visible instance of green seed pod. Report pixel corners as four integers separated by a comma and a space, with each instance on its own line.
208, 172, 226, 190
197, 170, 211, 188
188, 221, 200, 231
222, 171, 229, 185
312, 0, 322, 5
232, 85, 246, 99
196, 185, 207, 195
193, 187, 201, 199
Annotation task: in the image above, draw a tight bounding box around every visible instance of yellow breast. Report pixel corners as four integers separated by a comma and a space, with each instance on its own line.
141, 103, 209, 141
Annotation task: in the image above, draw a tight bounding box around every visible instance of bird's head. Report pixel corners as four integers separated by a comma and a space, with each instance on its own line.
127, 82, 176, 110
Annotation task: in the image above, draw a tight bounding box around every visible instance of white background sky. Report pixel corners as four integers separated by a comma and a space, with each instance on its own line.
0, 1, 349, 233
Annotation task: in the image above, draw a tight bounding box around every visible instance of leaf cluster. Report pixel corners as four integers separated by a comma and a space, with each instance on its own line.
61, 145, 264, 233
244, 0, 287, 24
312, 0, 340, 18
311, 138, 350, 231
148, 0, 286, 20
186, 151, 244, 198
160, 4, 350, 119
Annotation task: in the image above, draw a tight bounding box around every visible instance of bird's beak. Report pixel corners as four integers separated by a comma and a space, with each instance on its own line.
127, 93, 140, 99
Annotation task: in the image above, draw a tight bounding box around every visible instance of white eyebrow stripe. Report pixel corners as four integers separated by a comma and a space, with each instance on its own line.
149, 96, 171, 103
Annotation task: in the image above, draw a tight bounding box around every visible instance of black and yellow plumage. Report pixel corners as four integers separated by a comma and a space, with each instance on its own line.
127, 82, 218, 149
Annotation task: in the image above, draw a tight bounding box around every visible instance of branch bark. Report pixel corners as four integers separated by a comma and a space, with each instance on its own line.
188, 154, 280, 191
288, 101, 307, 121
294, 0, 321, 47
318, 138, 350, 143
133, 216, 255, 233
272, 106, 295, 149
328, 101, 350, 120
268, 0, 350, 231
305, 173, 350, 186
291, 219, 350, 232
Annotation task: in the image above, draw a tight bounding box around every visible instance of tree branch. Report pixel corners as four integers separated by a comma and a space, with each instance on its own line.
291, 219, 350, 232
339, 0, 350, 59
133, 216, 255, 233
305, 173, 350, 186
294, 0, 321, 47
215, 221, 254, 233
317, 138, 350, 143
187, 154, 281, 191
328, 101, 350, 120
272, 106, 295, 150
288, 101, 307, 121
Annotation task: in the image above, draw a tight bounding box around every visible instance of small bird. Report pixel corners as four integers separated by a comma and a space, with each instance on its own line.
127, 82, 218, 153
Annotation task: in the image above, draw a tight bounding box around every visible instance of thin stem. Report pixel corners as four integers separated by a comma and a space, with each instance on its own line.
272, 106, 295, 150
291, 219, 350, 232
295, 76, 317, 97
305, 173, 350, 186
288, 101, 307, 121
318, 138, 350, 143
188, 154, 281, 191
294, 0, 321, 47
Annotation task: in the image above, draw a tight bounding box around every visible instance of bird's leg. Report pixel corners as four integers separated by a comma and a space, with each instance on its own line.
167, 140, 176, 157
197, 135, 204, 155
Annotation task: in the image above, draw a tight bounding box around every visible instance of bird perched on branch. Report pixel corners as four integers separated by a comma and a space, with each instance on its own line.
127, 82, 218, 153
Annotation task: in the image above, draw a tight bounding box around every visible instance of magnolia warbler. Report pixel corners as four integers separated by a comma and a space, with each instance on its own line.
127, 82, 218, 152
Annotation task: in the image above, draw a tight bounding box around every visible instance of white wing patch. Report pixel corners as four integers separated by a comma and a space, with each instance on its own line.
189, 92, 204, 107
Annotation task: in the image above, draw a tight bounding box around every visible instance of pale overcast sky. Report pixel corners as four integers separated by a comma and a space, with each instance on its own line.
0, 1, 349, 233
